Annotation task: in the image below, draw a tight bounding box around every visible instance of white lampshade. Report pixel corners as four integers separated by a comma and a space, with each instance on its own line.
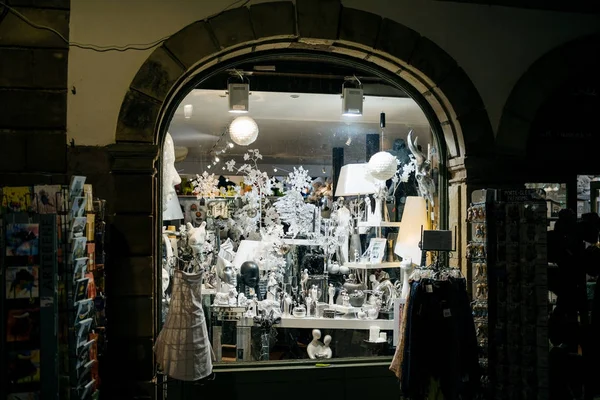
334, 163, 377, 197
229, 116, 259, 146
367, 151, 398, 181
232, 240, 263, 270
163, 194, 184, 221
394, 196, 427, 266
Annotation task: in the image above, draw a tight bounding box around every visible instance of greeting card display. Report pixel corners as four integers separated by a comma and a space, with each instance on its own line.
75, 299, 94, 326
73, 258, 89, 282
69, 176, 86, 201
70, 217, 87, 240
70, 197, 87, 219
75, 318, 93, 349
7, 349, 41, 384
33, 185, 62, 214
74, 278, 90, 305
71, 237, 87, 262
6, 308, 40, 342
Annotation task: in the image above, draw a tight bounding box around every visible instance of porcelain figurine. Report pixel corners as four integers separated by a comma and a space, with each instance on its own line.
266, 271, 278, 301
187, 221, 207, 255
328, 284, 335, 306
318, 335, 332, 359
341, 290, 350, 307
237, 292, 247, 307
309, 284, 318, 302
283, 293, 292, 317
306, 297, 314, 317
301, 269, 309, 295
307, 329, 324, 359
228, 287, 238, 306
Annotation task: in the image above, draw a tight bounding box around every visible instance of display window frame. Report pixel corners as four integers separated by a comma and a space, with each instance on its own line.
155, 49, 451, 370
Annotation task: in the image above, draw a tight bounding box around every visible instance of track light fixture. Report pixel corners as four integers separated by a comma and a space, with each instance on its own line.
341, 76, 363, 117
227, 70, 250, 113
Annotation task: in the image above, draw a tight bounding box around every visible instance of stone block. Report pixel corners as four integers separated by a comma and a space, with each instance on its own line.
0, 48, 67, 88
110, 257, 154, 297
107, 143, 159, 173
115, 90, 160, 143
113, 174, 154, 214
0, 131, 27, 172
0, 89, 66, 129
457, 109, 494, 157
250, 1, 296, 38
339, 7, 381, 48
67, 146, 113, 202
209, 7, 255, 49
131, 47, 184, 102
375, 18, 420, 64
437, 67, 484, 118
107, 296, 154, 337
25, 130, 66, 172
105, 337, 154, 381
0, 7, 68, 48
409, 37, 457, 85
110, 214, 155, 256
5, 0, 70, 9
496, 111, 531, 156
163, 21, 219, 69
296, 0, 340, 40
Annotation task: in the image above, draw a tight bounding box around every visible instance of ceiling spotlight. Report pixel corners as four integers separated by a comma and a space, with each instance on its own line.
228, 82, 249, 113
273, 168, 278, 172
207, 164, 211, 169
214, 156, 220, 163
222, 167, 225, 170
229, 116, 259, 146
322, 167, 327, 174
341, 77, 363, 117
228, 142, 234, 148
184, 104, 193, 118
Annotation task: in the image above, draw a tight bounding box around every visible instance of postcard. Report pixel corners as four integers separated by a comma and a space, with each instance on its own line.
73, 257, 89, 282
5, 266, 39, 299
70, 216, 87, 239
75, 298, 94, 326
6, 308, 40, 342
7, 349, 40, 384
69, 176, 86, 201
1, 186, 32, 214
76, 318, 93, 349
32, 185, 62, 214
71, 237, 88, 263
71, 196, 87, 219
74, 277, 90, 305
5, 224, 39, 257
76, 339, 96, 370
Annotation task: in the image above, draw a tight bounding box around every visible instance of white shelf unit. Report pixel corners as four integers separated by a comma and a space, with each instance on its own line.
281, 238, 321, 246
275, 316, 395, 330
343, 262, 402, 270
357, 221, 402, 228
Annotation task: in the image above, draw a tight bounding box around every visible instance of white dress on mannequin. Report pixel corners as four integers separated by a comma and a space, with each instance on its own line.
154, 270, 213, 381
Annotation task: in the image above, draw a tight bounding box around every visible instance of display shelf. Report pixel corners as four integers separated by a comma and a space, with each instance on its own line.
281, 238, 321, 246
343, 261, 402, 270
275, 316, 395, 330
357, 221, 402, 228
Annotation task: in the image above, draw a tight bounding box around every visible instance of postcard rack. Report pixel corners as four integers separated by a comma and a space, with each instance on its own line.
1, 191, 59, 399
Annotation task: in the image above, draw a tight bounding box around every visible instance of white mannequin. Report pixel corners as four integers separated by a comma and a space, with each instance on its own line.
337, 205, 351, 264
319, 335, 332, 359
162, 133, 181, 214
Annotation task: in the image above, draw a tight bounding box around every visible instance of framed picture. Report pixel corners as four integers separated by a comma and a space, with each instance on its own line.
366, 238, 387, 264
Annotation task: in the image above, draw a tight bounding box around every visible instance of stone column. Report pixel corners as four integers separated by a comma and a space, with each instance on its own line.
106, 143, 159, 399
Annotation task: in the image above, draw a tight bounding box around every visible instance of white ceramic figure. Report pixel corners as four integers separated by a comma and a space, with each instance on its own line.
237, 293, 247, 307
307, 329, 324, 359
266, 271, 278, 301
228, 287, 238, 306
369, 274, 378, 291
301, 269, 309, 294
318, 335, 332, 359
283, 293, 292, 317
162, 133, 181, 214
306, 297, 313, 317
328, 284, 335, 306
309, 284, 318, 302
399, 258, 413, 300
187, 221, 207, 255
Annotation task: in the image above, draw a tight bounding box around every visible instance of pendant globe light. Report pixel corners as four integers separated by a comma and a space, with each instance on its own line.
367, 112, 398, 180
229, 116, 259, 146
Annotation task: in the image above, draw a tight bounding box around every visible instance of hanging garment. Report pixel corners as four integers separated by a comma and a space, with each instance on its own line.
154, 270, 213, 381
398, 278, 480, 400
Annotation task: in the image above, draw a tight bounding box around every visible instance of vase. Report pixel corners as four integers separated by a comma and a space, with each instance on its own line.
348, 233, 362, 263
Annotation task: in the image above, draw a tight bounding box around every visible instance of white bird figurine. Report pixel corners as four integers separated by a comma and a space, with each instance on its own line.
187, 221, 206, 255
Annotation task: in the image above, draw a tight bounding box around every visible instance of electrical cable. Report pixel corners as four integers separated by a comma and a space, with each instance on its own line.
0, 0, 250, 52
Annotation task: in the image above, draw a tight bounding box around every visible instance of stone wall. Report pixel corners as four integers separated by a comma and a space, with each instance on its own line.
0, 0, 70, 186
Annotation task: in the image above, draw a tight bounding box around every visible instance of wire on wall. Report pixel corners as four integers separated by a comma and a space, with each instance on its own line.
0, 0, 250, 52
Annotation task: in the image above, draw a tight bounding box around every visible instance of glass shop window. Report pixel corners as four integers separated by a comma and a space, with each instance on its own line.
159, 58, 440, 365
524, 183, 566, 230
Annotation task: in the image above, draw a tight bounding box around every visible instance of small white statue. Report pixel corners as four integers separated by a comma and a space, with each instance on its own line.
369, 274, 378, 291
328, 284, 335, 306
341, 290, 350, 307
283, 293, 292, 317
318, 335, 332, 359
307, 329, 333, 359
237, 292, 247, 307
228, 287, 238, 306
309, 284, 318, 302
266, 271, 278, 301
301, 269, 309, 295
306, 297, 313, 317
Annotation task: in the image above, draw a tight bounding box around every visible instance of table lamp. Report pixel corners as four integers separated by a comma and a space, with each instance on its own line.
394, 196, 428, 299
334, 163, 377, 262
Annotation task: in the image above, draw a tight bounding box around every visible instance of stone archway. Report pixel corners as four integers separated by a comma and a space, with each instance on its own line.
497, 33, 600, 157
106, 1, 493, 397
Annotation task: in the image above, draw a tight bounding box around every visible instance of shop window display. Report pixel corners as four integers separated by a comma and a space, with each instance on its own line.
157, 59, 451, 371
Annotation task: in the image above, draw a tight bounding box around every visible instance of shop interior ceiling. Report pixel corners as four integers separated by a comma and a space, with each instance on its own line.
169, 90, 431, 175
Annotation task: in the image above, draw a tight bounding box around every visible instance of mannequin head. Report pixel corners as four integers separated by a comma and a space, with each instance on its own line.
162, 132, 181, 213
240, 261, 260, 287
312, 329, 321, 341
216, 256, 237, 287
